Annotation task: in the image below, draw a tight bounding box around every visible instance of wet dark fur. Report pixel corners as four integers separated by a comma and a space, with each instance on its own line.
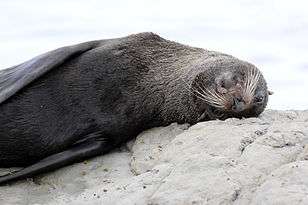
0, 32, 268, 183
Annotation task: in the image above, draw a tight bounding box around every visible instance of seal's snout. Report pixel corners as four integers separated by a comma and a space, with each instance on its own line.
231, 97, 245, 112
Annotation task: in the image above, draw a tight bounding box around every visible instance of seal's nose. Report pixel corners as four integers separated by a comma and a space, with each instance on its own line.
231, 97, 245, 112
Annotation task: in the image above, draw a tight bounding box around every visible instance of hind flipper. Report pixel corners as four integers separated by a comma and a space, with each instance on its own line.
0, 140, 113, 185
0, 40, 100, 104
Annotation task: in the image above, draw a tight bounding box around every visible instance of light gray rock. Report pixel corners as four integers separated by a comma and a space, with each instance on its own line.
250, 161, 308, 205
1, 110, 308, 205
130, 123, 189, 175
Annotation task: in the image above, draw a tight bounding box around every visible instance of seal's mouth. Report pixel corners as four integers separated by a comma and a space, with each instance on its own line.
220, 84, 269, 114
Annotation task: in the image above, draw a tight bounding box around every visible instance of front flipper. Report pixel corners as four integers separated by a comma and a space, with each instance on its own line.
0, 140, 114, 185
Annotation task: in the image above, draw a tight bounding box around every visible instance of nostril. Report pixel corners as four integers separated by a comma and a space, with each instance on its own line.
231, 98, 237, 111
232, 97, 245, 112
220, 80, 226, 88
232, 105, 237, 111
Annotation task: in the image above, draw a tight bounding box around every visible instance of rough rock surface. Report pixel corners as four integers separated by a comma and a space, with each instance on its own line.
1, 110, 308, 205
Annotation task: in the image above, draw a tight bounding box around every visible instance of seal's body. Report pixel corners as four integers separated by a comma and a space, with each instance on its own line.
0, 33, 270, 184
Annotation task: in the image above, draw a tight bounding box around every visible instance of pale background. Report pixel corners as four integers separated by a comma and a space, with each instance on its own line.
0, 0, 307, 110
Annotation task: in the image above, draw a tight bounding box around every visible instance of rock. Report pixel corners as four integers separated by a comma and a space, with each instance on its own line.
1, 110, 308, 205
130, 123, 189, 175
250, 161, 308, 205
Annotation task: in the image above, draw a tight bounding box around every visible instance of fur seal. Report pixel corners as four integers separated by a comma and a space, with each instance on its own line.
0, 32, 271, 184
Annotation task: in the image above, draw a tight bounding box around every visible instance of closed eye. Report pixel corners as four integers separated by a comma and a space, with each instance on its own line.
254, 96, 264, 103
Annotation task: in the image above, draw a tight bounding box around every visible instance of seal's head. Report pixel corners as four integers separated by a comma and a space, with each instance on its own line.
190, 58, 271, 121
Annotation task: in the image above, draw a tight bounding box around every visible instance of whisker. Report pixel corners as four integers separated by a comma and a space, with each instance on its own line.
180, 78, 227, 109
180, 78, 212, 103
207, 89, 227, 103
244, 68, 261, 103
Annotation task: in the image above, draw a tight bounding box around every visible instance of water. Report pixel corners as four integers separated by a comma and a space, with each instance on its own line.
0, 0, 307, 110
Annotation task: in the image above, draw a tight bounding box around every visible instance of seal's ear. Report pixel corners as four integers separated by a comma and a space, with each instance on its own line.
268, 90, 274, 95
0, 41, 99, 104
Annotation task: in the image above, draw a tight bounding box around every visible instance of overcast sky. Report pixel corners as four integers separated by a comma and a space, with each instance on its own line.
0, 0, 307, 110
